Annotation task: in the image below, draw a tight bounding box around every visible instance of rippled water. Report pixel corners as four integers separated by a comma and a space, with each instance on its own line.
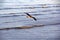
0, 4, 60, 40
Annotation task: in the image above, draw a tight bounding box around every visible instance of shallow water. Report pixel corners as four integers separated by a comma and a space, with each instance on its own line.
0, 4, 60, 40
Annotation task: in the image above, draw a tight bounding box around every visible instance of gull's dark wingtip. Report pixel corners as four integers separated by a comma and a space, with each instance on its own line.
32, 17, 37, 21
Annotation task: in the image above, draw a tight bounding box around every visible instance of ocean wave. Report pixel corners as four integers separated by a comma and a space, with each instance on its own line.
0, 4, 60, 10
0, 22, 60, 30
0, 15, 21, 18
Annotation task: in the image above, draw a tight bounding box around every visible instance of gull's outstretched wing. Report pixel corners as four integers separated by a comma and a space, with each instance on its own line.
25, 13, 32, 17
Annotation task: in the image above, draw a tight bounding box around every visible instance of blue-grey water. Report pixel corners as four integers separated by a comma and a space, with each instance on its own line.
0, 4, 60, 40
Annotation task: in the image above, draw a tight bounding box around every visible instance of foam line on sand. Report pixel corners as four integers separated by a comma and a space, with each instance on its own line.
0, 24, 44, 30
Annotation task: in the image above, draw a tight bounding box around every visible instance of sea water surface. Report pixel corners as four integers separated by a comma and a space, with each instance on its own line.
0, 4, 60, 40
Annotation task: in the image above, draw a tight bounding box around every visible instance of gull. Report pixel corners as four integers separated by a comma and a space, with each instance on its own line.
25, 13, 37, 21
